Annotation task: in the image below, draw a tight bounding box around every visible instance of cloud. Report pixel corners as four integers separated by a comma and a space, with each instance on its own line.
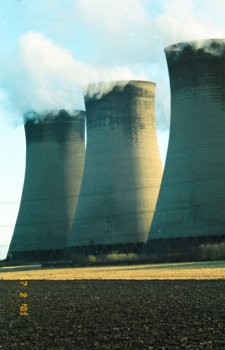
1, 0, 225, 129
0, 32, 146, 124
72, 0, 225, 129
74, 0, 224, 63
74, 0, 157, 65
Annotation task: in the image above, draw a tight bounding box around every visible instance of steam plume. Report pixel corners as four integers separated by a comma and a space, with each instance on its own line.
165, 38, 225, 59
0, 32, 146, 125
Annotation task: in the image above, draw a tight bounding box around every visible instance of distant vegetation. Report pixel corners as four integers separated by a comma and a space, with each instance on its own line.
70, 252, 152, 267
199, 242, 225, 261
3, 241, 225, 269
41, 253, 152, 268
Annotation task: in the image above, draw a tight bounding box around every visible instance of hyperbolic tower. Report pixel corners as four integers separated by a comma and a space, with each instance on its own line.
8, 110, 85, 261
68, 80, 162, 254
147, 39, 225, 256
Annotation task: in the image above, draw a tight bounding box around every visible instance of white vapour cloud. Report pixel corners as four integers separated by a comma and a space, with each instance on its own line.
1, 0, 225, 128
74, 0, 225, 64
0, 32, 146, 124
73, 0, 225, 129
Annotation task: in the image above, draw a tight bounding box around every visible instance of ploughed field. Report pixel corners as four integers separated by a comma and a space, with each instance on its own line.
1, 279, 225, 349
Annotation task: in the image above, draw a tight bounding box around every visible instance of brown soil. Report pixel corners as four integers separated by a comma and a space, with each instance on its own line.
1, 280, 225, 349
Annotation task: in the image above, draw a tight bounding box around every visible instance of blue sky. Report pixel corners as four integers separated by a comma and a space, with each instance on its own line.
0, 0, 225, 259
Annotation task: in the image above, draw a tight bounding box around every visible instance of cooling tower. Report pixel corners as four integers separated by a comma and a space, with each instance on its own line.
146, 39, 225, 257
7, 110, 85, 262
68, 80, 162, 255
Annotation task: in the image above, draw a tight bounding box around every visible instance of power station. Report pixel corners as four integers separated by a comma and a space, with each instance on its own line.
7, 110, 85, 261
5, 39, 225, 264
68, 80, 162, 255
146, 39, 225, 257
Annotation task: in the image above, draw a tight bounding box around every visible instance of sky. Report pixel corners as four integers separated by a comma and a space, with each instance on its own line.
0, 0, 225, 259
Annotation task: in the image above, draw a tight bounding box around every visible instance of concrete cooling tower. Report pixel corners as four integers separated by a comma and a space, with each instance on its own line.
146, 39, 225, 258
7, 110, 85, 262
68, 80, 162, 255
